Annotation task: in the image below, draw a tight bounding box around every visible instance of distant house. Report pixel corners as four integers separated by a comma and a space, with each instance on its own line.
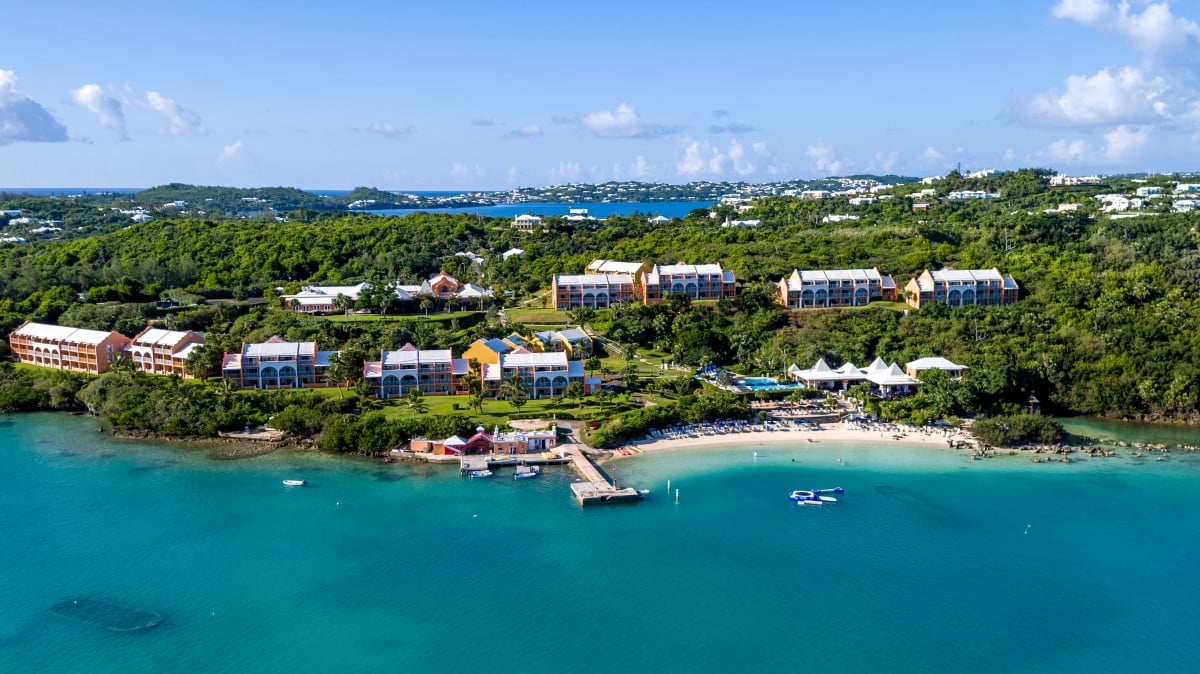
647, 215, 671, 225
787, 357, 919, 396
131, 213, 155, 223
410, 426, 558, 456
776, 268, 897, 309
280, 282, 370, 313
511, 214, 542, 231
8, 321, 132, 374
502, 248, 525, 260
128, 327, 206, 377
904, 269, 1019, 309
911, 203, 931, 213
462, 337, 520, 368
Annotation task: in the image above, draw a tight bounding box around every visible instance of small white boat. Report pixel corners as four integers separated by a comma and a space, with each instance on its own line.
468, 470, 493, 478
798, 499, 824, 506
282, 479, 306, 487
513, 465, 540, 479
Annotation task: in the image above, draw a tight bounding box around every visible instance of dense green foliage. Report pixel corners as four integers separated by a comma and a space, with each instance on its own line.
590, 388, 752, 447
970, 414, 1065, 447
4, 169, 1200, 433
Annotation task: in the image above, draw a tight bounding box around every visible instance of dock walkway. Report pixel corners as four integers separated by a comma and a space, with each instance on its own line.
559, 444, 644, 506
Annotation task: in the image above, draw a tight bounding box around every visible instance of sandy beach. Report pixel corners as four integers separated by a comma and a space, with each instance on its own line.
611, 421, 973, 458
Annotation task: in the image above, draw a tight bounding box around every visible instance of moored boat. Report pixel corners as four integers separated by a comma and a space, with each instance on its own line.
468, 469, 493, 478
282, 479, 306, 487
513, 465, 540, 479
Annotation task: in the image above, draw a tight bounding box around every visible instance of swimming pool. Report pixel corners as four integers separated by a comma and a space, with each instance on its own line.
736, 377, 805, 391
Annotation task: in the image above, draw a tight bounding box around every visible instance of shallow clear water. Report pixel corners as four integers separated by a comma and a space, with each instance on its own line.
2, 414, 1198, 672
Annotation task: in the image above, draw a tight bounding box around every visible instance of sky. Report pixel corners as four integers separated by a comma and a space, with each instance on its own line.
2, 0, 1199, 189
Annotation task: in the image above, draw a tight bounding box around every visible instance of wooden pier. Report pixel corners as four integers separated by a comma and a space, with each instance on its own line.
560, 444, 644, 506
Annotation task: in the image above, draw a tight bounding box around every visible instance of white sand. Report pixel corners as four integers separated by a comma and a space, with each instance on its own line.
612, 422, 972, 458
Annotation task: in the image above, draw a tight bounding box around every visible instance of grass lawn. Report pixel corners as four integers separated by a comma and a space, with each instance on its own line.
324, 310, 485, 324
373, 391, 643, 428
504, 307, 571, 325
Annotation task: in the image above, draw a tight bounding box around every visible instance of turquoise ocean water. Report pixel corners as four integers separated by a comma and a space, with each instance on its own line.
2, 413, 1199, 673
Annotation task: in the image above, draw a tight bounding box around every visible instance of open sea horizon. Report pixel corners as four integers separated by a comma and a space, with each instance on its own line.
2, 412, 1199, 672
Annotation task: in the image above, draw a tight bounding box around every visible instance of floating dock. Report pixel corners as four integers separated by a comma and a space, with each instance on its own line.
560, 444, 644, 506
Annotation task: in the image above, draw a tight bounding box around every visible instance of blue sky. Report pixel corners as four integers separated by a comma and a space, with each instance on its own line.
1, 0, 1198, 189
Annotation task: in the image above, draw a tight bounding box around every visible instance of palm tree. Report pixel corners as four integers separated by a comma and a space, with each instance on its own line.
333, 293, 351, 316
460, 372, 481, 396
501, 374, 528, 413
471, 390, 487, 414
405, 388, 429, 418
324, 352, 353, 399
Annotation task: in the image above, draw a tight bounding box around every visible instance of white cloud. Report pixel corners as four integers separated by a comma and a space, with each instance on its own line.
579, 103, 670, 138
548, 161, 581, 182
219, 139, 245, 162
71, 84, 125, 138
805, 141, 853, 176
1052, 0, 1200, 56
506, 165, 519, 184
0, 69, 68, 145
366, 121, 414, 137
921, 146, 948, 169
676, 137, 775, 178
629, 155, 651, 178
144, 91, 204, 136
866, 151, 898, 172
1033, 124, 1151, 164
450, 162, 485, 179
1016, 66, 1173, 127
511, 124, 542, 138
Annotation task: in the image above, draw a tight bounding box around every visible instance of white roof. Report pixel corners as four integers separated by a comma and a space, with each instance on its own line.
382, 347, 453, 366
866, 364, 920, 387
501, 352, 569, 368
244, 340, 316, 359
865, 357, 889, 374
906, 357, 967, 371
784, 268, 893, 289
175, 342, 204, 361
283, 282, 369, 301
928, 269, 1003, 283
13, 322, 118, 345
586, 259, 644, 274
555, 273, 634, 285
514, 214, 542, 221
502, 248, 525, 258
132, 328, 196, 347
652, 263, 724, 276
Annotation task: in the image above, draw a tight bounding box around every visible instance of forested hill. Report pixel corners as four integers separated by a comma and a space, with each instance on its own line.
1, 168, 1199, 420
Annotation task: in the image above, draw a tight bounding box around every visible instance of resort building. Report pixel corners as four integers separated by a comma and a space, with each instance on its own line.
362, 343, 469, 398
511, 214, 542, 231
787, 357, 920, 396
904, 269, 1019, 309
410, 425, 559, 456
531, 328, 592, 357
482, 351, 591, 399
905, 357, 968, 380
221, 336, 338, 390
462, 336, 524, 368
585, 259, 648, 276
551, 273, 636, 310
8, 321, 132, 374
281, 283, 370, 313
127, 327, 206, 377
640, 263, 736, 304
776, 268, 898, 309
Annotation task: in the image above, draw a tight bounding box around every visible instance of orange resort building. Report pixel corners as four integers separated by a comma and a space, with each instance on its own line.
221, 336, 338, 389
410, 426, 559, 455
530, 328, 592, 357
8, 321, 131, 374
482, 351, 592, 399
362, 343, 469, 398
641, 263, 736, 303
128, 327, 206, 377
552, 273, 636, 310
904, 269, 1019, 308
776, 268, 898, 309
